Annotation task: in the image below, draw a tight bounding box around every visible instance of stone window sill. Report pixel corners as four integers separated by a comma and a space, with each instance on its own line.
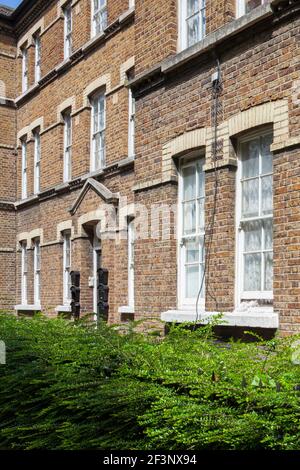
15, 304, 41, 312
118, 306, 135, 315
55, 305, 72, 313
161, 308, 279, 329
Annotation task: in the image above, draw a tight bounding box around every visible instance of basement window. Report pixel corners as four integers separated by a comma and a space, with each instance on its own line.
63, 232, 72, 306
21, 242, 28, 305
236, 131, 273, 302
179, 157, 205, 309
236, 0, 267, 18
34, 239, 41, 306
128, 219, 135, 310
180, 0, 206, 51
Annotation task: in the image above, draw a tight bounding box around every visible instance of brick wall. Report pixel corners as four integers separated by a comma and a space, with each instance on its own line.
1, 0, 300, 334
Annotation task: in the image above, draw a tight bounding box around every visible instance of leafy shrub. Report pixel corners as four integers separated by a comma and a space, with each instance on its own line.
0, 314, 300, 450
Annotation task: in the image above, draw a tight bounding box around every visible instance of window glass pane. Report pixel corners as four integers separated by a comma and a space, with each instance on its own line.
261, 134, 273, 174
264, 219, 273, 250
244, 221, 261, 252
242, 139, 259, 178
261, 175, 273, 215
187, 16, 200, 47
183, 201, 196, 235
186, 240, 199, 263
242, 178, 259, 218
101, 9, 107, 28
244, 253, 261, 291
93, 109, 99, 132
183, 166, 196, 200
186, 265, 199, 298
197, 198, 205, 232
197, 164, 205, 197
245, 0, 263, 14
264, 252, 273, 291
199, 262, 205, 298
199, 236, 205, 263
187, 0, 199, 16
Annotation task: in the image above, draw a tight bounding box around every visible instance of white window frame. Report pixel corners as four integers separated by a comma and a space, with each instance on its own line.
129, 0, 135, 8
63, 232, 72, 305
34, 130, 41, 194
236, 0, 266, 18
128, 219, 135, 309
92, 0, 107, 37
91, 92, 106, 171
34, 239, 41, 306
21, 47, 28, 93
34, 34, 41, 83
178, 156, 205, 310
128, 86, 135, 158
21, 242, 28, 305
64, 3, 72, 59
63, 112, 72, 182
179, 0, 206, 51
235, 129, 273, 305
21, 139, 27, 199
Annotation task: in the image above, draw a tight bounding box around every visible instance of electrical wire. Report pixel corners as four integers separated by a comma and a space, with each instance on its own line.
194, 57, 221, 329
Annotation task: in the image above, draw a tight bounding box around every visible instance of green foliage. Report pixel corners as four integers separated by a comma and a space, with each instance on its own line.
0, 314, 300, 450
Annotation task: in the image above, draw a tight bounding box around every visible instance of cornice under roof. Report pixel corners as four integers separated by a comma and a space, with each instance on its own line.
0, 0, 53, 36
0, 4, 14, 16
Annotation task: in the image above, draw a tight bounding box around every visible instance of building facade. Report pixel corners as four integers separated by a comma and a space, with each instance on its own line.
0, 0, 300, 335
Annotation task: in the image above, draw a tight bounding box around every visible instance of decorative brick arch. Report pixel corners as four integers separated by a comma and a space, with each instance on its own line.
162, 128, 207, 180
83, 74, 111, 107
203, 99, 290, 170
77, 209, 106, 237
228, 100, 288, 140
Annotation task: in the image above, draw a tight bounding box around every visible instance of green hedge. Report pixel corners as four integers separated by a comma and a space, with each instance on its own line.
0, 314, 300, 450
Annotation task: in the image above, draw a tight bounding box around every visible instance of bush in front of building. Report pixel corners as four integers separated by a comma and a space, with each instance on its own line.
0, 314, 299, 450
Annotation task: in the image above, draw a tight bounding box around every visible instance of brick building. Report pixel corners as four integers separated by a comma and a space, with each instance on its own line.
0, 0, 300, 335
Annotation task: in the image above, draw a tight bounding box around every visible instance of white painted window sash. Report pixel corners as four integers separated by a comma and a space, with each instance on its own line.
63, 233, 71, 305
21, 139, 27, 199
180, 0, 206, 51
91, 93, 106, 171
63, 113, 72, 182
128, 219, 135, 309
129, 0, 135, 8
21, 243, 28, 305
34, 240, 41, 305
34, 131, 41, 194
236, 130, 273, 303
128, 87, 135, 158
236, 0, 266, 18
178, 157, 205, 309
64, 3, 72, 59
34, 35, 41, 82
92, 0, 107, 37
22, 47, 28, 93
